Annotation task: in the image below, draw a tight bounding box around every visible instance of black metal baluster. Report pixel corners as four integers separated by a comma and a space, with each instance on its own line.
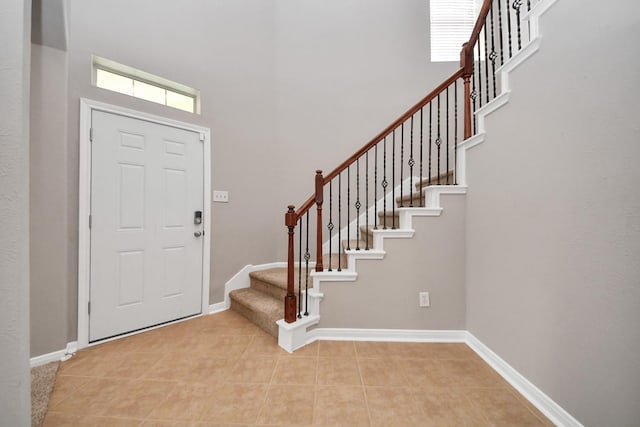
483, 21, 490, 104
471, 67, 477, 133
392, 129, 396, 229
419, 108, 423, 206
446, 86, 449, 184
365, 150, 369, 250
338, 173, 342, 271
399, 123, 404, 207
514, 0, 523, 50
298, 219, 302, 318
382, 137, 388, 229
355, 158, 360, 250
437, 93, 441, 183
454, 80, 458, 185
409, 115, 414, 207
526, 0, 532, 42
327, 181, 333, 271
374, 144, 378, 230
490, 2, 497, 98
347, 165, 351, 250
498, 0, 505, 65
506, 0, 513, 58
429, 101, 433, 184
304, 213, 309, 316
477, 41, 483, 109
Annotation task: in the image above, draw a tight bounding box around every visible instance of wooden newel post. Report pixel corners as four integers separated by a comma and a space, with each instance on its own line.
460, 42, 474, 140
314, 170, 324, 272
284, 205, 297, 323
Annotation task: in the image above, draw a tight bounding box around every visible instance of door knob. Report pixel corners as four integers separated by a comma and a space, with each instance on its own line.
194, 231, 202, 237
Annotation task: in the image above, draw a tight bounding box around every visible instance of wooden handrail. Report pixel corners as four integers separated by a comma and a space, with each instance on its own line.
323, 68, 464, 186
295, 195, 315, 218
291, 68, 463, 221
291, 0, 495, 219
466, 0, 494, 57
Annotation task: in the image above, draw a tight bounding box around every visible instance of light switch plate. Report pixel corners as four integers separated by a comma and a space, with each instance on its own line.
213, 190, 229, 203
419, 292, 430, 307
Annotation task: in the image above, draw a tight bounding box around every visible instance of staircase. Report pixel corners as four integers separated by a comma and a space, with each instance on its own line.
229, 171, 455, 338
226, 0, 557, 351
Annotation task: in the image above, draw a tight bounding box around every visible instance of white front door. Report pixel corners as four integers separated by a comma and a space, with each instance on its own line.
89, 110, 204, 342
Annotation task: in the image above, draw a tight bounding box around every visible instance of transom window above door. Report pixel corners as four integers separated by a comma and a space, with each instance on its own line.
92, 56, 200, 114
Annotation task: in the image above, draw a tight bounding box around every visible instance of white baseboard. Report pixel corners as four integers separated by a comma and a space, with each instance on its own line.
208, 302, 227, 314
308, 328, 467, 343
30, 341, 77, 367
466, 332, 583, 427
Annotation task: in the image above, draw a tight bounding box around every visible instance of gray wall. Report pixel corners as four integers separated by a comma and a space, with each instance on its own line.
464, 1, 640, 425
320, 195, 466, 330
29, 0, 457, 352
273, 1, 456, 264
30, 44, 69, 357
0, 0, 32, 424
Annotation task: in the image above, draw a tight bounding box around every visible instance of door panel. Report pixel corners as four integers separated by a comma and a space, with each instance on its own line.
118, 164, 145, 229
90, 111, 203, 341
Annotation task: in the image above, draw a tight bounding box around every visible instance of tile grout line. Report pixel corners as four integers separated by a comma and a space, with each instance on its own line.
254, 332, 278, 426
355, 343, 375, 427
311, 353, 320, 426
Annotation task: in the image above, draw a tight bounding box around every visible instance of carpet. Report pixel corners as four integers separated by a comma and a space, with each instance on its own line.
31, 361, 59, 427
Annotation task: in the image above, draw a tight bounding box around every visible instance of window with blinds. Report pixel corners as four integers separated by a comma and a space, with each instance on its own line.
430, 0, 478, 62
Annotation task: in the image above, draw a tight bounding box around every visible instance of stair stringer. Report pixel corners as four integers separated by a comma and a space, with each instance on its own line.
277, 185, 466, 352
456, 0, 556, 186
322, 176, 418, 255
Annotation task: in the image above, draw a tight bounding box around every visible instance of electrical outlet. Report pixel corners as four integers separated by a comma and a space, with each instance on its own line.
419, 291, 430, 307
213, 190, 229, 203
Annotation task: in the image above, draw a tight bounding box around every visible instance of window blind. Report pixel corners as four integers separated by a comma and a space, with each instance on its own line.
430, 0, 478, 62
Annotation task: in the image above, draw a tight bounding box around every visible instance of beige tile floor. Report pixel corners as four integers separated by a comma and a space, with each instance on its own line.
44, 310, 553, 426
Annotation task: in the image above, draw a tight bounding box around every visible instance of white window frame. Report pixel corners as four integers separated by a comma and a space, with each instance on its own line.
92, 56, 200, 114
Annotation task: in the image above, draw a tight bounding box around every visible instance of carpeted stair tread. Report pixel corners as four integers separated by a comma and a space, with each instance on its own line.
360, 224, 392, 237
250, 268, 289, 291
229, 288, 281, 337
249, 268, 313, 291
360, 224, 404, 245
342, 239, 372, 251
377, 210, 399, 218
322, 253, 347, 270
377, 211, 400, 228
414, 170, 455, 190
396, 190, 427, 207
